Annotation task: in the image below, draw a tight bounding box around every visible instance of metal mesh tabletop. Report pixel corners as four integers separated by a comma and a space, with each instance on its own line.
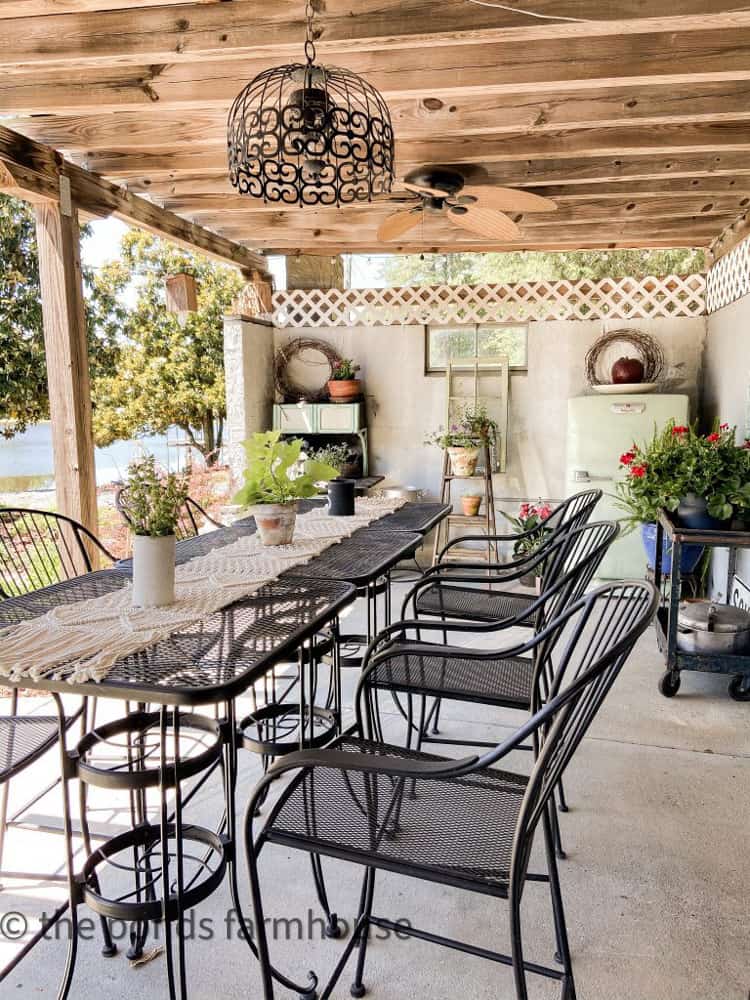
0, 572, 354, 706
288, 529, 421, 585
375, 502, 451, 535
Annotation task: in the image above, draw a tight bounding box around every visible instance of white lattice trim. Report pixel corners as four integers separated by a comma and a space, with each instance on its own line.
270, 275, 706, 328
706, 237, 750, 313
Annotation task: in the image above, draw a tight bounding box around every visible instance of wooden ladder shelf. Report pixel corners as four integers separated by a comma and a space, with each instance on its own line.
432, 441, 498, 565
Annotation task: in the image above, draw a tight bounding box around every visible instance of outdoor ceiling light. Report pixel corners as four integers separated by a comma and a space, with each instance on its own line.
227, 1, 394, 207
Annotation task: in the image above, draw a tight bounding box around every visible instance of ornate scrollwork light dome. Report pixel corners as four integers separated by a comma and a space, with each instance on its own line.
227, 3, 394, 207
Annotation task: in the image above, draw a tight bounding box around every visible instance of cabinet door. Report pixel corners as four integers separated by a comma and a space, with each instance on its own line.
274, 404, 317, 433
317, 403, 361, 432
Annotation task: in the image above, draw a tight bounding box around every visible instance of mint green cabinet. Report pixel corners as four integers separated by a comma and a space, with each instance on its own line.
272, 403, 369, 474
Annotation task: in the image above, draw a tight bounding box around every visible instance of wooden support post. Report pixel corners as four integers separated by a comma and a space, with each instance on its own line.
34, 200, 98, 558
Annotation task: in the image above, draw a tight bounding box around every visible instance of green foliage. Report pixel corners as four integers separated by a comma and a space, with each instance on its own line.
91, 229, 244, 465
124, 454, 190, 536
500, 500, 554, 561
425, 403, 498, 448
233, 431, 339, 507
0, 194, 123, 438
330, 358, 360, 380
616, 420, 750, 525
307, 442, 350, 472
379, 248, 705, 287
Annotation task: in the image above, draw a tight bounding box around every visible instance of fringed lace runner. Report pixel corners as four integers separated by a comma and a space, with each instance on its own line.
0, 496, 405, 686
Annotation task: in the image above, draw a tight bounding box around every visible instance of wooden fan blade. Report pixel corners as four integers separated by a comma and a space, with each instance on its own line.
377, 209, 422, 241
448, 204, 520, 241
462, 185, 557, 213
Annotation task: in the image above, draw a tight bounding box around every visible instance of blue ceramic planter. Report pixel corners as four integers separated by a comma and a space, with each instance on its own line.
641, 522, 704, 575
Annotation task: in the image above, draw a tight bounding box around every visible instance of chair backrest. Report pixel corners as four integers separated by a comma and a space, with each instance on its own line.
489, 580, 657, 893
115, 487, 217, 542
546, 488, 602, 533
0, 508, 114, 597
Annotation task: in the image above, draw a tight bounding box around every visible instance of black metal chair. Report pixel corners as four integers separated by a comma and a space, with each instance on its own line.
115, 486, 224, 541
243, 580, 658, 1000
411, 488, 602, 626
0, 507, 118, 976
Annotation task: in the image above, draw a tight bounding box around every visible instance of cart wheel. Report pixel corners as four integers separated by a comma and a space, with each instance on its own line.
728, 675, 750, 702
659, 670, 681, 698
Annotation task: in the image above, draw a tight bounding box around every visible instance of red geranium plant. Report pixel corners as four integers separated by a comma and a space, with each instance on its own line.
617, 419, 750, 526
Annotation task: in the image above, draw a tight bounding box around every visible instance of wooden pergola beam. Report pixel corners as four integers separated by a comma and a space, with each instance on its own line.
0, 126, 267, 275
1, 4, 748, 71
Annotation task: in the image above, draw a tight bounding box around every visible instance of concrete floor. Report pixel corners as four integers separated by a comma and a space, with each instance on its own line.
0, 579, 748, 1000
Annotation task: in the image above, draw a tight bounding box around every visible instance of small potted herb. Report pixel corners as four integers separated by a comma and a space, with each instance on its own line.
461, 493, 482, 517
327, 358, 362, 403
425, 405, 498, 477
307, 443, 357, 480
233, 431, 338, 545
124, 455, 190, 608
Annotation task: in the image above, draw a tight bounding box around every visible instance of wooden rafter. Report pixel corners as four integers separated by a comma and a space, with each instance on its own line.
4, 2, 750, 254
0, 126, 267, 274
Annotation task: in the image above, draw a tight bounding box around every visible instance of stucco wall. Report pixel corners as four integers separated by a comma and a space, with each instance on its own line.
703, 293, 750, 601
274, 317, 706, 504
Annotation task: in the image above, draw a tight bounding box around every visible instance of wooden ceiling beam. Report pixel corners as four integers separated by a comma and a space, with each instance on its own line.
13, 80, 750, 154
243, 238, 714, 255
3, 5, 750, 72
6, 26, 750, 114
0, 125, 266, 273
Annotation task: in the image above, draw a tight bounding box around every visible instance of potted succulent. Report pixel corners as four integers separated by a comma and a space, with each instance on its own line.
425, 404, 498, 477
124, 455, 190, 608
461, 493, 482, 517
233, 431, 338, 545
327, 358, 362, 403
501, 500, 554, 587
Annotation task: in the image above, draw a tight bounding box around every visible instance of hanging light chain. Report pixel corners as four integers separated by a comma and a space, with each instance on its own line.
304, 0, 317, 64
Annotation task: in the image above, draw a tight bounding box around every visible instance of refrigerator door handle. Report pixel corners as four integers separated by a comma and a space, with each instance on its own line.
573, 470, 612, 483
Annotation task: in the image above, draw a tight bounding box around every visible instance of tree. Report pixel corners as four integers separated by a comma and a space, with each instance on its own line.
92, 230, 244, 466
0, 194, 122, 438
379, 247, 706, 286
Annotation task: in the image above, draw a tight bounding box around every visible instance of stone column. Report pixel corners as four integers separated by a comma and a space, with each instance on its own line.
223, 314, 275, 486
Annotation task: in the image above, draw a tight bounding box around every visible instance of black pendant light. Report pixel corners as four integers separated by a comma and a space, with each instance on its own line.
227, 1, 394, 207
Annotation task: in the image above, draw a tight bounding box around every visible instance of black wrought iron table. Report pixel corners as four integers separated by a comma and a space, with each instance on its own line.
0, 509, 431, 999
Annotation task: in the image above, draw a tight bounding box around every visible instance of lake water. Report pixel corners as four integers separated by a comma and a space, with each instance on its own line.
0, 422, 187, 493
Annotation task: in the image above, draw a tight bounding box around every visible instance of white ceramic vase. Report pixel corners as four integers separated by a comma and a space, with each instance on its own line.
250, 502, 298, 545
132, 534, 176, 608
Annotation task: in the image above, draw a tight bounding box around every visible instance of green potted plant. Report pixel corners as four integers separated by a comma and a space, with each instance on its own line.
233, 431, 339, 545
307, 443, 357, 480
327, 358, 362, 403
501, 500, 553, 586
124, 455, 190, 607
425, 404, 498, 477
615, 420, 750, 572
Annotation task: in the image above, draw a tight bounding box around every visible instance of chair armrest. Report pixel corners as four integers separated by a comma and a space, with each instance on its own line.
265, 747, 479, 782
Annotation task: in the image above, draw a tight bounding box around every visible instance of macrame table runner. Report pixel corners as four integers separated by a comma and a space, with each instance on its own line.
0, 496, 406, 686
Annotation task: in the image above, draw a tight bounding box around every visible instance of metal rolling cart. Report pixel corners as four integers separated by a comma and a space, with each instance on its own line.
653, 507, 750, 700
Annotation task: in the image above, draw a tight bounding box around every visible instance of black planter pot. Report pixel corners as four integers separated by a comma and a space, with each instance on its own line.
328, 478, 356, 516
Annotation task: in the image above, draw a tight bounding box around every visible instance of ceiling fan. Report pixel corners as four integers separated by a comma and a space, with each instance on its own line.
377, 165, 557, 243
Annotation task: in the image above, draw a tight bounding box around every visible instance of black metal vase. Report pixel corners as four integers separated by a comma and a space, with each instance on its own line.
328, 478, 356, 516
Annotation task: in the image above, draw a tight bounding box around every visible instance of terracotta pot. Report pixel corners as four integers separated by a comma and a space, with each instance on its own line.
327, 378, 361, 403
448, 446, 479, 477
461, 495, 482, 517
250, 501, 298, 545
132, 534, 176, 608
